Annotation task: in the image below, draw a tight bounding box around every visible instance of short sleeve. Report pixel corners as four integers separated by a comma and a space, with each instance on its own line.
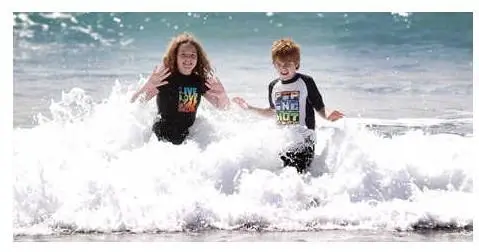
268, 79, 278, 109
302, 75, 325, 111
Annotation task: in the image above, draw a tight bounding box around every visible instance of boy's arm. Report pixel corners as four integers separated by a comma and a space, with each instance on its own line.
232, 80, 277, 117
249, 106, 276, 117
317, 107, 327, 120
303, 75, 344, 121
232, 97, 275, 117
316, 107, 344, 121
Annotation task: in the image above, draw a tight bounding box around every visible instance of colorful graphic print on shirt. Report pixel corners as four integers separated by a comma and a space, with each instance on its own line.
178, 86, 199, 113
274, 91, 300, 125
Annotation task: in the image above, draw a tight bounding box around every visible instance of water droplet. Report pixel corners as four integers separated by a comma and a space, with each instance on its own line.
392, 12, 410, 17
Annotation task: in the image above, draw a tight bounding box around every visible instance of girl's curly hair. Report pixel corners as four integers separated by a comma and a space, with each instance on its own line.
162, 32, 213, 82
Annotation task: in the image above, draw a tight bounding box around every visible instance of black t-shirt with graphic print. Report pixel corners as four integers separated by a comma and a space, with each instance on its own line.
268, 73, 325, 130
156, 72, 209, 132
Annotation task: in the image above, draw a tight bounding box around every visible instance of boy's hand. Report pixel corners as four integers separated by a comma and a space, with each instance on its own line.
327, 110, 344, 121
232, 97, 249, 109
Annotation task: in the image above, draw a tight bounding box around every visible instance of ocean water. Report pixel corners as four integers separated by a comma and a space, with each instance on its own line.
13, 12, 473, 242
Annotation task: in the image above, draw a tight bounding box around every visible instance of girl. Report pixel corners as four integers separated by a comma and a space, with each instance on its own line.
131, 32, 230, 145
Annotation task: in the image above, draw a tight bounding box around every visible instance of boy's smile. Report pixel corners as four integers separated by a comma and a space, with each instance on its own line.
274, 60, 297, 81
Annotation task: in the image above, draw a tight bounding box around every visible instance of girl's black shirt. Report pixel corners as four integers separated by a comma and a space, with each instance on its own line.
156, 72, 209, 131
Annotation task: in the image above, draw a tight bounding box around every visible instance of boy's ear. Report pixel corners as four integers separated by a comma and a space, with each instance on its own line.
296, 62, 300, 70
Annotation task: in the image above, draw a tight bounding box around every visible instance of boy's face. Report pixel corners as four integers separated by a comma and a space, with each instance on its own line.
273, 59, 298, 81
177, 43, 198, 75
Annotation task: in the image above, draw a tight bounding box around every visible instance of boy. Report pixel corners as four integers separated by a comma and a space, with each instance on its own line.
232, 38, 344, 173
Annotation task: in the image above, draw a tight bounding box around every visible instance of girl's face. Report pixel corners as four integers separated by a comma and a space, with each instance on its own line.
177, 43, 198, 75
273, 59, 298, 81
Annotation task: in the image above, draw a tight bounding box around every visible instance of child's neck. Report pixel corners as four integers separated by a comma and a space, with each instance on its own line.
178, 70, 193, 76
280, 73, 298, 83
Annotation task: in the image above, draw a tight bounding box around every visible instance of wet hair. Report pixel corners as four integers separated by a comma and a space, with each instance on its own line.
162, 32, 213, 82
271, 38, 301, 69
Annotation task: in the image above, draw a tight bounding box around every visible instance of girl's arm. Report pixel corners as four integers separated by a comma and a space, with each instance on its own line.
131, 65, 170, 103
204, 76, 231, 109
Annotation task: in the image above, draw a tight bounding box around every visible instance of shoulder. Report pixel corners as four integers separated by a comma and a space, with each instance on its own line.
297, 73, 319, 90
192, 74, 206, 85
297, 73, 315, 83
166, 72, 179, 82
193, 73, 203, 81
268, 78, 280, 88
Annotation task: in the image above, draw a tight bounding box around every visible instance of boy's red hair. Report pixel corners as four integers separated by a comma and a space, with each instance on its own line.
271, 38, 301, 69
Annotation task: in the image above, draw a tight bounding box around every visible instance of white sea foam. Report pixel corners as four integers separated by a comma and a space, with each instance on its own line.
13, 83, 474, 235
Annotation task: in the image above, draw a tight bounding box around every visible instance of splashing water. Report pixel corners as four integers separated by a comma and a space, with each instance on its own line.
13, 80, 473, 236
